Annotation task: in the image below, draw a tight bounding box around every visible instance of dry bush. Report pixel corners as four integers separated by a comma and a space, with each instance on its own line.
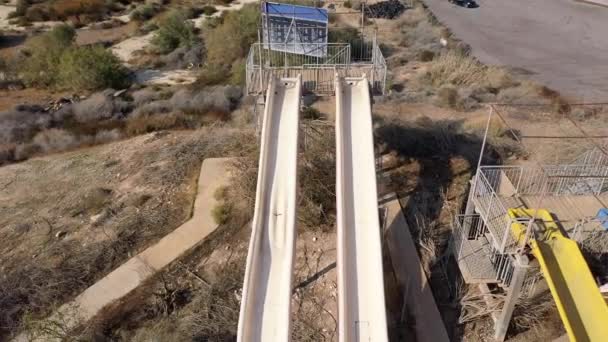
170, 85, 242, 115
31, 128, 79, 154
131, 88, 163, 107
417, 50, 490, 88
397, 5, 427, 28
125, 112, 186, 136
130, 99, 173, 118
129, 3, 158, 21
435, 86, 460, 109
298, 123, 336, 231
0, 106, 49, 145
51, 0, 106, 20
72, 91, 116, 123
160, 42, 204, 69
183, 256, 244, 340
93, 129, 122, 144
510, 292, 556, 333
201, 3, 259, 84
152, 10, 197, 54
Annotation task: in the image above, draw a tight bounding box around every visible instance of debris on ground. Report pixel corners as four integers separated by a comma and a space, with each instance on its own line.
364, 0, 407, 19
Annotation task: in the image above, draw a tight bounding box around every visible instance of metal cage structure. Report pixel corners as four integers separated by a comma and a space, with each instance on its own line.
453, 104, 608, 286
246, 28, 387, 95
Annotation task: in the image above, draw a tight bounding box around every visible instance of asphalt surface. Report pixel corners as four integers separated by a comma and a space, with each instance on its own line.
421, 0, 608, 101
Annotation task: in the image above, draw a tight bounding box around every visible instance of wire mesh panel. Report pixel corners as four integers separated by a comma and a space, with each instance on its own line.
261, 2, 328, 57
245, 40, 387, 95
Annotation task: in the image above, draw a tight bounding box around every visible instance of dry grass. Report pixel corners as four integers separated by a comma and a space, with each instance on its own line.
417, 50, 504, 88
0, 128, 255, 339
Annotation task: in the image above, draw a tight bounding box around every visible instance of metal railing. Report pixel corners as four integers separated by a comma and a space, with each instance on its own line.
472, 163, 608, 255
453, 214, 513, 285
479, 165, 608, 197
245, 41, 387, 95
473, 171, 516, 253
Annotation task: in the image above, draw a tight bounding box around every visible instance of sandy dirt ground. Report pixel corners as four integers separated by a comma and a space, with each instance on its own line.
421, 0, 608, 101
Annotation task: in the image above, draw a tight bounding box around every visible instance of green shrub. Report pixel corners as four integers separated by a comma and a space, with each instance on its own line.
21, 24, 129, 91
302, 106, 321, 120
211, 201, 232, 225
21, 24, 75, 87
202, 5, 218, 16
417, 49, 435, 62
15, 0, 28, 16
196, 4, 259, 86
152, 10, 196, 54
344, 0, 352, 8
57, 45, 129, 91
48, 24, 76, 47
204, 4, 259, 67
229, 59, 246, 86
194, 64, 230, 87
130, 3, 157, 21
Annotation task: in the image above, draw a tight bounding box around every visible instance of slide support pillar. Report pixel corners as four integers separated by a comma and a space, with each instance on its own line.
494, 254, 529, 342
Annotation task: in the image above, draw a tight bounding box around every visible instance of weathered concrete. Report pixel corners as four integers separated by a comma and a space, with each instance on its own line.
384, 197, 450, 342
421, 0, 608, 101
14, 157, 233, 341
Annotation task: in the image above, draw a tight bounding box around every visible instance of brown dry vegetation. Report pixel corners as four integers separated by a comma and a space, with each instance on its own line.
0, 127, 256, 339
42, 114, 339, 341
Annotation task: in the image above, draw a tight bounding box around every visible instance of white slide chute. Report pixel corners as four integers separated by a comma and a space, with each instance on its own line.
335, 75, 388, 342
237, 76, 302, 342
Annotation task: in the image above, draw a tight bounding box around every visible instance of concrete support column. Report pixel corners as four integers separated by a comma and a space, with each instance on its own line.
465, 178, 477, 216
494, 254, 529, 341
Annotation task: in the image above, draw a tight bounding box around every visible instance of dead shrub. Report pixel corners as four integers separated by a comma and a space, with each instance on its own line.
417, 50, 489, 88
125, 112, 186, 136
170, 86, 242, 116
0, 107, 49, 145
131, 100, 173, 118
94, 129, 122, 144
32, 128, 79, 154
160, 42, 204, 69
52, 0, 106, 21
298, 123, 336, 230
417, 49, 435, 62
397, 5, 427, 28
131, 88, 163, 107
435, 86, 460, 109
72, 91, 115, 123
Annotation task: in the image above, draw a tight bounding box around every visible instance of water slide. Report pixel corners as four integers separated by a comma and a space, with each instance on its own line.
508, 208, 608, 342
335, 75, 389, 342
237, 75, 301, 342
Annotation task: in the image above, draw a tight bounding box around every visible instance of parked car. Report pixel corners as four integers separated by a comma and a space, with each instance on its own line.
449, 0, 478, 8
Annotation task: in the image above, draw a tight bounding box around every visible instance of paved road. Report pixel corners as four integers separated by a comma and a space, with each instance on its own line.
422, 0, 608, 101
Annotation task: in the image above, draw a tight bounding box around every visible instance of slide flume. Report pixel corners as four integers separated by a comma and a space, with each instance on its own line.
509, 208, 608, 342
237, 76, 301, 342
335, 75, 389, 342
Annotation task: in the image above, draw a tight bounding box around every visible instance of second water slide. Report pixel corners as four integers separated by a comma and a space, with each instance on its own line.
335, 75, 389, 342
237, 76, 302, 342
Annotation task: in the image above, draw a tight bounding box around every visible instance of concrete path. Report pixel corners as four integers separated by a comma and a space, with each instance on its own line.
384, 197, 450, 342
421, 0, 608, 101
15, 157, 233, 341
